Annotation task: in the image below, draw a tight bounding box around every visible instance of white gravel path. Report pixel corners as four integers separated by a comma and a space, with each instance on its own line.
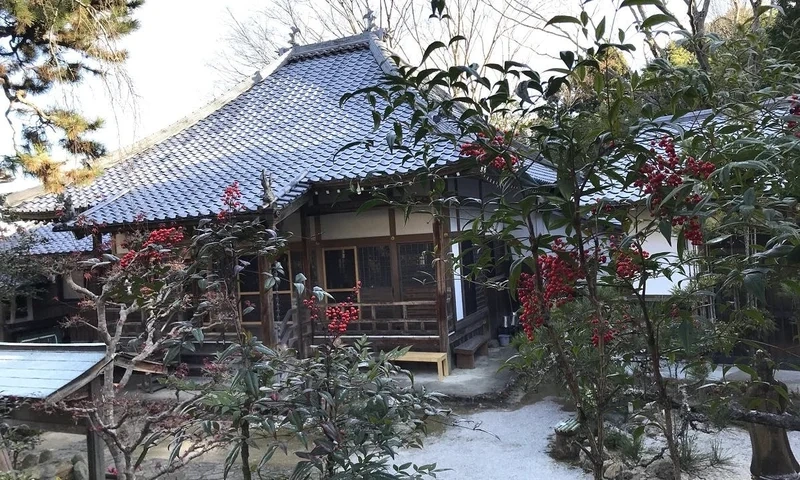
395, 399, 590, 480
395, 398, 800, 480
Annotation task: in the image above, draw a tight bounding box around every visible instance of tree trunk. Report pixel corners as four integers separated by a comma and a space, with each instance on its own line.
240, 421, 251, 480
746, 351, 800, 478
641, 315, 681, 479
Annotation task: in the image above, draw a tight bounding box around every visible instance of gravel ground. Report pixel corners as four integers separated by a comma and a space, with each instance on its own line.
30, 397, 800, 479
393, 398, 590, 480
393, 397, 800, 480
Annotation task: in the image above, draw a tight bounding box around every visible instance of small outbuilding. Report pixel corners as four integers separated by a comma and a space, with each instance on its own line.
0, 342, 109, 480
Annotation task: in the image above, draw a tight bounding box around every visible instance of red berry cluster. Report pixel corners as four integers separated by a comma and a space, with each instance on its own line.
303, 297, 320, 322
460, 132, 520, 171
634, 137, 712, 246
613, 243, 650, 280
119, 227, 184, 269
325, 282, 362, 335
217, 181, 243, 220
685, 157, 715, 179
174, 362, 189, 379
591, 327, 616, 347
590, 203, 614, 215
517, 240, 588, 340
672, 216, 703, 245
788, 95, 800, 137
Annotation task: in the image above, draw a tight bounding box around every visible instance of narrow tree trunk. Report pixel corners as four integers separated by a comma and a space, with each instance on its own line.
641, 315, 681, 480
241, 421, 251, 480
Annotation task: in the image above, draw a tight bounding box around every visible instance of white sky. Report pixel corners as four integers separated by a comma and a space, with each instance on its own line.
0, 0, 729, 195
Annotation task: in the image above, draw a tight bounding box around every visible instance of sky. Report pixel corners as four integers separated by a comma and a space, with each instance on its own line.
0, 0, 732, 195
0, 0, 266, 193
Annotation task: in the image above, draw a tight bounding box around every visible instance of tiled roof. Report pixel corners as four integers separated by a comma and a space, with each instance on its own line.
13, 32, 555, 227
0, 222, 104, 255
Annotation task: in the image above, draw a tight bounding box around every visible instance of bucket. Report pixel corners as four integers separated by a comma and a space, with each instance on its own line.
498, 334, 511, 347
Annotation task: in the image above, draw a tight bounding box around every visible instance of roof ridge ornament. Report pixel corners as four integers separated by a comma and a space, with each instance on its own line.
277, 26, 301, 55
261, 169, 277, 209
363, 9, 376, 32
56, 192, 75, 224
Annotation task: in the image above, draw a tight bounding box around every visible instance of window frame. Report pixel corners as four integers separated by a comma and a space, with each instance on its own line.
321, 247, 361, 302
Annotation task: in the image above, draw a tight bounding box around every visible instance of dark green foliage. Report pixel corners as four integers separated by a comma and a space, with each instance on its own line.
768, 1, 800, 61
0, 0, 142, 190
0, 228, 47, 303
604, 430, 644, 463
201, 337, 447, 480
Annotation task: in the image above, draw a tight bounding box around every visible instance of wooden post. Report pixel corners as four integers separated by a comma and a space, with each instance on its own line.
298, 207, 312, 357
432, 215, 449, 354
259, 254, 276, 347
86, 377, 104, 480
388, 209, 401, 302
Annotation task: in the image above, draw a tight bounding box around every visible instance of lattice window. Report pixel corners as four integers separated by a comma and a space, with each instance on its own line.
358, 245, 392, 302
324, 248, 357, 291
397, 242, 435, 302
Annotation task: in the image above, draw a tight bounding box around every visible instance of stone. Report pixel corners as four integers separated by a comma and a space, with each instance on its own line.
40, 461, 57, 480
488, 339, 500, 349
615, 471, 635, 480
72, 453, 87, 465
645, 458, 676, 480
23, 465, 43, 479
19, 453, 38, 469
604, 461, 624, 479
38, 449, 54, 463
56, 460, 74, 480
73, 460, 90, 480
579, 450, 594, 473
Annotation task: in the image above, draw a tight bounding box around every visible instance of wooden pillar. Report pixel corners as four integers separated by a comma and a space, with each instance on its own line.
388, 209, 401, 302
86, 377, 105, 480
297, 207, 312, 357
259, 254, 276, 347
313, 214, 324, 345
432, 215, 449, 354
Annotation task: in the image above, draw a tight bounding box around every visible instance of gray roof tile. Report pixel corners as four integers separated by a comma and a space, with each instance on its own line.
0, 222, 106, 255
15, 33, 556, 226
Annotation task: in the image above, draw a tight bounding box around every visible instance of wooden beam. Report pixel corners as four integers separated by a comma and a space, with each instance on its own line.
314, 214, 324, 286
314, 234, 433, 248
87, 377, 105, 480
275, 193, 311, 224
388, 209, 401, 302
432, 216, 449, 354
6, 408, 87, 435
259, 254, 276, 347
313, 334, 441, 351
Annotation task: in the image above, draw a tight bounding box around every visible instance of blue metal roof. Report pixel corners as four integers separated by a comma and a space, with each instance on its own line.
0, 343, 107, 400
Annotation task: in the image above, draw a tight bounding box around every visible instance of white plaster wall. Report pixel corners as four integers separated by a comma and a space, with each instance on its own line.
320, 210, 390, 240
509, 214, 568, 259
630, 210, 687, 296
638, 230, 686, 295
394, 210, 434, 236
113, 233, 128, 255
